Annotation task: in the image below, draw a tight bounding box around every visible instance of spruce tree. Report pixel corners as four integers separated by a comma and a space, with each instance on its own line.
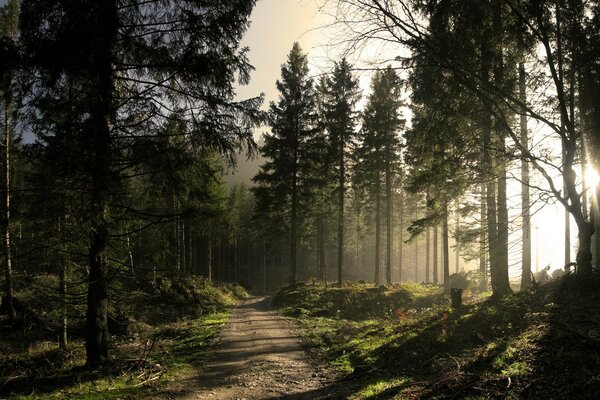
321, 59, 360, 287
20, 0, 263, 367
355, 66, 403, 285
253, 42, 317, 285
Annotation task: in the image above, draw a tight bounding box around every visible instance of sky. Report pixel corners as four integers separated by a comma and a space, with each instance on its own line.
236, 0, 325, 107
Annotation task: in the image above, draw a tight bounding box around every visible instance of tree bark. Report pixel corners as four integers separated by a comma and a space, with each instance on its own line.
398, 191, 404, 282
374, 175, 381, 285
492, 0, 512, 296
519, 63, 532, 290
2, 98, 15, 323
385, 155, 392, 285
59, 260, 68, 350
337, 135, 345, 287
480, 185, 488, 290
442, 210, 450, 293
425, 227, 430, 283
85, 0, 117, 368
433, 225, 438, 284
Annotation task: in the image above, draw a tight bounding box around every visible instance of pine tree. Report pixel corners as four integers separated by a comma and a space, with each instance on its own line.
355, 66, 403, 285
0, 0, 19, 324
321, 59, 360, 287
252, 42, 317, 285
20, 0, 263, 367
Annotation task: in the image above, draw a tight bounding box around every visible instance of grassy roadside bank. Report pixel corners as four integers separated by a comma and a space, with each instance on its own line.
273, 279, 600, 399
0, 277, 247, 399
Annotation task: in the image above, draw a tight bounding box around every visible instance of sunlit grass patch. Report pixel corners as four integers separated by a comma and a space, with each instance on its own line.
355, 376, 410, 398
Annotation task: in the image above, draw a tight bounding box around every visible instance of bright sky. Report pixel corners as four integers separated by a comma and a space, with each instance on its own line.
236, 0, 326, 107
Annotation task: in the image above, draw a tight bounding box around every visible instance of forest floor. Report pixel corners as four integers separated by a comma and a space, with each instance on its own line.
3, 276, 600, 399
272, 279, 600, 399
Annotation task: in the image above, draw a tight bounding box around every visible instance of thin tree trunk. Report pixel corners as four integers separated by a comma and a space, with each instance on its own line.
338, 138, 344, 288
2, 99, 15, 323
455, 201, 460, 273
442, 209, 450, 293
59, 260, 68, 350
480, 183, 488, 290
375, 176, 381, 285
519, 62, 532, 290
207, 226, 212, 282
318, 214, 326, 283
398, 192, 404, 283
385, 157, 392, 285
414, 237, 418, 282
425, 227, 430, 284
433, 225, 438, 284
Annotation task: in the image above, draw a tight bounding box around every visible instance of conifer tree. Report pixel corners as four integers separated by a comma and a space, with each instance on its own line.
320, 59, 360, 287
253, 42, 317, 285
0, 0, 19, 324
20, 0, 263, 367
355, 66, 403, 285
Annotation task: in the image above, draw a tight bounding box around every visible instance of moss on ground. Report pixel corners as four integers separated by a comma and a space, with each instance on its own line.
273, 278, 600, 399
0, 277, 246, 399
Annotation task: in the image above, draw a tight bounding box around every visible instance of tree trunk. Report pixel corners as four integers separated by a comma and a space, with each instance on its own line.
318, 213, 326, 283
425, 227, 430, 284
433, 225, 438, 284
519, 63, 532, 290
290, 112, 299, 286
442, 209, 450, 293
374, 176, 381, 285
385, 156, 392, 285
455, 201, 460, 273
480, 183, 488, 290
2, 98, 15, 323
85, 0, 117, 368
398, 192, 404, 283
59, 261, 68, 350
492, 0, 512, 296
338, 138, 344, 288
414, 236, 419, 282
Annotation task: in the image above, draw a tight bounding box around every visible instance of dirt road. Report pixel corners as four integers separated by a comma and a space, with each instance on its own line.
158, 296, 348, 399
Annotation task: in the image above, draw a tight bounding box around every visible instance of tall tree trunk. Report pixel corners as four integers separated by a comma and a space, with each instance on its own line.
398, 192, 404, 282
2, 98, 15, 323
455, 201, 460, 273
433, 225, 438, 284
519, 63, 532, 290
59, 260, 68, 350
207, 223, 213, 282
85, 0, 117, 368
338, 138, 344, 287
414, 237, 418, 282
385, 158, 392, 285
290, 109, 299, 286
442, 210, 450, 293
318, 213, 326, 283
492, 0, 512, 296
374, 176, 381, 285
480, 184, 488, 290
425, 227, 430, 284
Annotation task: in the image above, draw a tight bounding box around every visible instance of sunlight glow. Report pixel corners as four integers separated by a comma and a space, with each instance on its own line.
585, 164, 600, 190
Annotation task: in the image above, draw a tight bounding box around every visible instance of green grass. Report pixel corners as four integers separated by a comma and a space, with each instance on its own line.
1, 277, 246, 399
274, 278, 600, 399
3, 312, 229, 400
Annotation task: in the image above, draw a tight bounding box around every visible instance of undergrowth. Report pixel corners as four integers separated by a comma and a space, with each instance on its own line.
274, 278, 600, 399
0, 276, 247, 399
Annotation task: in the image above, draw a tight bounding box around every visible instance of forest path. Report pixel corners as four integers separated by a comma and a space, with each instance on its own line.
155, 296, 348, 400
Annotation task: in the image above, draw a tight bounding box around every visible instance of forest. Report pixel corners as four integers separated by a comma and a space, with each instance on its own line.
1, 0, 600, 399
